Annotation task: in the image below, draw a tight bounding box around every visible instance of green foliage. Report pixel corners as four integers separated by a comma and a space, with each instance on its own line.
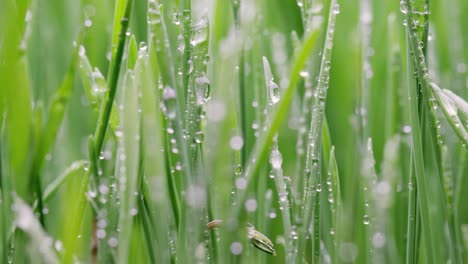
1, 0, 468, 263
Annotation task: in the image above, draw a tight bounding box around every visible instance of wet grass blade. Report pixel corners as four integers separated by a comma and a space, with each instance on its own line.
298, 1, 339, 262
139, 49, 173, 263
403, 17, 439, 263
63, 0, 135, 261
229, 26, 320, 226
430, 83, 468, 147
78, 48, 120, 134
95, 0, 135, 153
116, 70, 140, 263
264, 55, 294, 259
327, 146, 341, 263
404, 1, 464, 262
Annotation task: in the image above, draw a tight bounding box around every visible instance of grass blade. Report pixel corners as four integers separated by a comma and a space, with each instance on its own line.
95, 0, 135, 153
116, 69, 140, 263
298, 1, 339, 262
430, 83, 468, 147
140, 49, 173, 263
263, 55, 294, 261
229, 26, 320, 227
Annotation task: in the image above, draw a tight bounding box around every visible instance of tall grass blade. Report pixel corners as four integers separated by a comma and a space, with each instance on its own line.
298, 1, 338, 262
116, 70, 140, 263
264, 55, 294, 261
140, 48, 173, 263
327, 146, 341, 264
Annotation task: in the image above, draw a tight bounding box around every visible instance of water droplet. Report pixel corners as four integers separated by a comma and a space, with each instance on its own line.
108, 237, 118, 247
375, 181, 390, 195
279, 192, 288, 202
161, 86, 177, 119
187, 59, 194, 74
191, 16, 208, 46
332, 3, 340, 14
270, 149, 283, 169
245, 199, 258, 212
42, 207, 49, 215
96, 229, 106, 239
194, 131, 204, 143
268, 80, 280, 104
299, 70, 309, 78
53, 240, 63, 252
138, 41, 147, 52
235, 177, 247, 189
372, 232, 386, 248
363, 214, 370, 225
91, 67, 107, 95
402, 125, 412, 134
263, 56, 280, 104
234, 164, 243, 175
400, 1, 408, 14
97, 219, 107, 229
84, 19, 92, 27
88, 190, 97, 198
269, 210, 277, 218
291, 229, 298, 240
203, 54, 210, 65
195, 72, 211, 105
230, 242, 243, 255
252, 122, 259, 130
99, 184, 109, 194
229, 136, 244, 150
130, 208, 138, 216
172, 12, 181, 25
316, 183, 322, 192
78, 45, 86, 57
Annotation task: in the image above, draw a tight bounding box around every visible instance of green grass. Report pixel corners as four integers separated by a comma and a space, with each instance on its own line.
1, 0, 468, 263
